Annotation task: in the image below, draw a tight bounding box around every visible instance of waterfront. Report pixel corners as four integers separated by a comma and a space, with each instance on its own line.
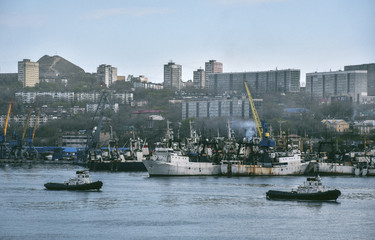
1, 164, 374, 239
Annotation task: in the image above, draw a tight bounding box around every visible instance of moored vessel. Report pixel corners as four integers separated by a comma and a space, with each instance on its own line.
44, 170, 103, 190
266, 175, 341, 201
221, 150, 308, 176
142, 146, 221, 176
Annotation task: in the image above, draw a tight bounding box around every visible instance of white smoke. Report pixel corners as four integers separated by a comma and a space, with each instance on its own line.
230, 119, 257, 141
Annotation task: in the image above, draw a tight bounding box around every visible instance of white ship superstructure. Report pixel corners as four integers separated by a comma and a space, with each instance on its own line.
143, 147, 221, 176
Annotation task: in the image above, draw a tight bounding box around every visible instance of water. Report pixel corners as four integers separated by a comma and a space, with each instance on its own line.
1, 164, 374, 240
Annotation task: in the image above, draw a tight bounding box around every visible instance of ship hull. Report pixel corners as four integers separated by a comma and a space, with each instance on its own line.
266, 189, 341, 201
221, 162, 308, 176
317, 163, 354, 175
88, 161, 146, 172
143, 160, 221, 176
44, 181, 103, 191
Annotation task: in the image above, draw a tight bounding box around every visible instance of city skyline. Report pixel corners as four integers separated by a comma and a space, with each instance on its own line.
0, 0, 374, 85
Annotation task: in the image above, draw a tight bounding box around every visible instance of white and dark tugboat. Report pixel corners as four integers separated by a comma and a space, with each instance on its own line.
266, 175, 341, 201
44, 170, 103, 191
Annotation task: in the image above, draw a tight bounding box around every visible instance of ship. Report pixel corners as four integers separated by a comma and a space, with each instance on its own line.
221, 148, 309, 176
44, 170, 103, 191
142, 121, 221, 176
142, 146, 221, 176
87, 138, 148, 172
266, 175, 341, 201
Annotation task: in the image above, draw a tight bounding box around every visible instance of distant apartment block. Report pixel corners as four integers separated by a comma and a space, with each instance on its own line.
97, 64, 117, 87
207, 69, 300, 94
133, 82, 163, 90
182, 97, 262, 120
164, 61, 182, 89
344, 63, 375, 96
18, 59, 39, 87
193, 68, 205, 89
86, 103, 119, 113
306, 70, 367, 102
0, 113, 57, 129
15, 92, 133, 105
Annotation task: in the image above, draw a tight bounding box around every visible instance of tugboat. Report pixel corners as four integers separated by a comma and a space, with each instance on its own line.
266, 175, 341, 201
44, 170, 103, 191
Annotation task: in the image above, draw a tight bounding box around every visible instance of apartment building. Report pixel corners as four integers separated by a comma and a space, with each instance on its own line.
306, 70, 367, 102
18, 59, 39, 87
207, 69, 300, 94
182, 97, 262, 120
164, 61, 182, 89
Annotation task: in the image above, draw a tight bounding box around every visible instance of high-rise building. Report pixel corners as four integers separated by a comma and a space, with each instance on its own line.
193, 68, 205, 89
164, 61, 182, 89
344, 63, 375, 96
306, 70, 367, 102
97, 64, 117, 87
205, 60, 223, 89
18, 59, 39, 87
207, 69, 300, 94
205, 60, 223, 75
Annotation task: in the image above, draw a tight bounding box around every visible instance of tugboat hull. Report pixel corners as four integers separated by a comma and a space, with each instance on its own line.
44, 181, 103, 191
266, 189, 341, 201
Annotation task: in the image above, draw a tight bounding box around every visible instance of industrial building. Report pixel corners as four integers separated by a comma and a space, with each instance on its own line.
207, 69, 300, 94
182, 97, 262, 120
306, 70, 367, 102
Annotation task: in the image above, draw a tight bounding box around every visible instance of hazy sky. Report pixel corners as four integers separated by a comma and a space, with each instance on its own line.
0, 0, 374, 85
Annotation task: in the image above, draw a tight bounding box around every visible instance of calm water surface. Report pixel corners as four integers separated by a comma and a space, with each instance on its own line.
1, 164, 374, 239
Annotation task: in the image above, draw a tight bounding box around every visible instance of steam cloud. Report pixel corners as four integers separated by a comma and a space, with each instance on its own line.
230, 119, 257, 141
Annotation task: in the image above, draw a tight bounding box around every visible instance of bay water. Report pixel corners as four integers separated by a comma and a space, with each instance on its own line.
1, 164, 374, 239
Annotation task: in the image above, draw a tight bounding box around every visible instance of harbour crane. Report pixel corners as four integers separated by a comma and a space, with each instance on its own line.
32, 107, 42, 144
244, 81, 275, 148
22, 107, 34, 141
2, 99, 13, 140
88, 91, 112, 150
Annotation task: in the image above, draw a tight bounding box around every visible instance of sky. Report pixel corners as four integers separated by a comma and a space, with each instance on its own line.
0, 0, 374, 85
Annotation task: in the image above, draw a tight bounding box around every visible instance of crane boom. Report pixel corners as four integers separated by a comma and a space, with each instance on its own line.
32, 107, 41, 142
22, 108, 34, 140
244, 81, 263, 140
3, 99, 13, 137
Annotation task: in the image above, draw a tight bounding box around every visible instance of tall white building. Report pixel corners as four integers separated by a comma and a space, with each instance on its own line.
18, 59, 39, 87
97, 64, 117, 87
164, 61, 182, 89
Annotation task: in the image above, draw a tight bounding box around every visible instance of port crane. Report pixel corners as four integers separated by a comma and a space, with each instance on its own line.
22, 107, 34, 141
244, 81, 275, 148
2, 99, 13, 140
0, 99, 13, 158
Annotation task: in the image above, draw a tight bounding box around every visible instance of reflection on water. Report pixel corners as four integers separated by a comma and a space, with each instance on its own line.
1, 164, 374, 240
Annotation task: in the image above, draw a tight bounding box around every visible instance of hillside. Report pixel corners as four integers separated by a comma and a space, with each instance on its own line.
38, 55, 85, 79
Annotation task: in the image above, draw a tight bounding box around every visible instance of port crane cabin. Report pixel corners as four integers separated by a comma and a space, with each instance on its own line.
244, 81, 275, 148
